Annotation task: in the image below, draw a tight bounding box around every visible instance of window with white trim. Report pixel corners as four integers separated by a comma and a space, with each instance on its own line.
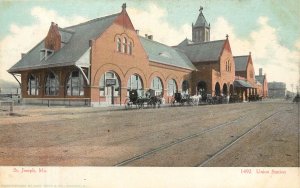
27, 74, 39, 95
123, 37, 127, 53
117, 38, 121, 52
66, 70, 85, 96
40, 49, 54, 61
45, 72, 59, 96
128, 41, 133, 55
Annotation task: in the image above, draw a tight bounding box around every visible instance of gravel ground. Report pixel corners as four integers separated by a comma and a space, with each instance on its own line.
0, 100, 298, 166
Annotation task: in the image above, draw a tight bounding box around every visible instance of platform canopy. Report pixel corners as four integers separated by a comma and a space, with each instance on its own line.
234, 80, 252, 88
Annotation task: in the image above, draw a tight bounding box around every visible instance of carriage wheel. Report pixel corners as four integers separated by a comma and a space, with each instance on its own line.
157, 100, 161, 108
137, 100, 143, 109
180, 100, 184, 106
125, 99, 131, 110
189, 99, 195, 106
171, 98, 175, 107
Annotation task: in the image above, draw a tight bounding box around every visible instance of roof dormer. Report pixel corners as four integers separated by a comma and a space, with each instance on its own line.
40, 48, 54, 61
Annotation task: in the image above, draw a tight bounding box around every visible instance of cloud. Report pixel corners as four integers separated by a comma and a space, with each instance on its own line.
1, 4, 299, 92
211, 16, 300, 91
127, 3, 191, 46
0, 6, 87, 83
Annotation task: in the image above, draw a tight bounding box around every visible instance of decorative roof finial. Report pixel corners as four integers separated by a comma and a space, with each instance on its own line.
249, 51, 251, 55
199, 6, 203, 12
226, 34, 229, 39
122, 3, 126, 10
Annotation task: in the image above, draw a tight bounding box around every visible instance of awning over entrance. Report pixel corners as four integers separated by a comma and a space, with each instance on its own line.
234, 80, 252, 88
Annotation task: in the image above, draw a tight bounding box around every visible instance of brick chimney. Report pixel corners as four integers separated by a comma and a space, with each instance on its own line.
44, 22, 61, 52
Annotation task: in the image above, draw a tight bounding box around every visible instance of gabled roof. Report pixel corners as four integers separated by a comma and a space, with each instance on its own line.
194, 8, 209, 28
8, 13, 119, 73
234, 56, 249, 72
176, 39, 226, 63
139, 37, 196, 70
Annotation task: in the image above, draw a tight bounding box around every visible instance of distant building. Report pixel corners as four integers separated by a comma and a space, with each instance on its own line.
255, 68, 268, 98
268, 82, 286, 98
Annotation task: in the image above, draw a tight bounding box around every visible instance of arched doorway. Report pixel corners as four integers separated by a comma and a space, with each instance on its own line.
167, 79, 177, 96
197, 81, 207, 97
215, 82, 221, 96
222, 83, 228, 96
127, 74, 144, 96
229, 84, 234, 96
182, 80, 189, 94
99, 71, 121, 104
151, 77, 163, 96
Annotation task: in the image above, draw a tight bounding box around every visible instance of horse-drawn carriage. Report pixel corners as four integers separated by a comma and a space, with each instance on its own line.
205, 94, 230, 104
125, 89, 162, 109
171, 93, 197, 106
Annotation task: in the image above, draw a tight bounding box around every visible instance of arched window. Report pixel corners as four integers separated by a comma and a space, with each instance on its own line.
66, 70, 85, 96
225, 61, 228, 71
215, 82, 221, 96
99, 71, 120, 96
28, 74, 39, 95
117, 38, 121, 52
182, 80, 189, 94
127, 74, 143, 96
128, 41, 133, 55
45, 72, 59, 96
123, 37, 127, 53
151, 77, 163, 96
167, 79, 177, 96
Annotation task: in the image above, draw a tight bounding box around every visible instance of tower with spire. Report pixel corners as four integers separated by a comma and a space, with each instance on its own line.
192, 6, 210, 43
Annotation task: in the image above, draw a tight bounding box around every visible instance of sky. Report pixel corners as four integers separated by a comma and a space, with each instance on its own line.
0, 0, 299, 91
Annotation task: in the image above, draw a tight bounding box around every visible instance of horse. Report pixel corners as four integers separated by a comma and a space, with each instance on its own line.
190, 94, 202, 105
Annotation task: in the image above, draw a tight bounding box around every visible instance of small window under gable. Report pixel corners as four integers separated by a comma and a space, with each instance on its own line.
129, 41, 133, 55
40, 48, 54, 61
117, 38, 121, 52
123, 37, 128, 53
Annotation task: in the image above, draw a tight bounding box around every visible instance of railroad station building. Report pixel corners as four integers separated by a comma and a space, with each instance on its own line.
8, 4, 265, 106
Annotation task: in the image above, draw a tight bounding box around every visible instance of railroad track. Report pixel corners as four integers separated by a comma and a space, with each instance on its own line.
195, 110, 282, 167
114, 107, 286, 166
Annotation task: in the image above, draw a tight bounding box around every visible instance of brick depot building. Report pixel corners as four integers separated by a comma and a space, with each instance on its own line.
8, 4, 263, 106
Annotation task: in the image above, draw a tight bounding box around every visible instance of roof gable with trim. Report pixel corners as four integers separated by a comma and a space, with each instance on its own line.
8, 12, 119, 73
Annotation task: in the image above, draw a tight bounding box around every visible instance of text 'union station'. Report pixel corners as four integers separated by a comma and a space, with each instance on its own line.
8, 3, 268, 106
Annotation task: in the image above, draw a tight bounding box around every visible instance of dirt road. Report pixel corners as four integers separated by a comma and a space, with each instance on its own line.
0, 100, 298, 166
